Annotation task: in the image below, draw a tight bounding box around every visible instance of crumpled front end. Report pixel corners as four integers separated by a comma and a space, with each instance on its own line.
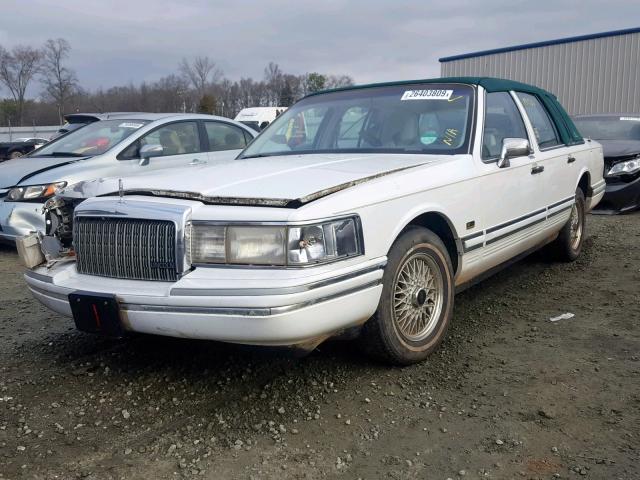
0, 199, 46, 243
21, 194, 386, 348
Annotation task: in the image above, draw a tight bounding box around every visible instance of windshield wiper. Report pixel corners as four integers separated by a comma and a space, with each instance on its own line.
238, 153, 283, 160
31, 151, 87, 158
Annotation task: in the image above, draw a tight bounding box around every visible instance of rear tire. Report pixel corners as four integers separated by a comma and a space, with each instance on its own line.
549, 188, 586, 262
359, 226, 454, 365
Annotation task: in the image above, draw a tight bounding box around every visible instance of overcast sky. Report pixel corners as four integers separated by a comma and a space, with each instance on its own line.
1, 0, 639, 96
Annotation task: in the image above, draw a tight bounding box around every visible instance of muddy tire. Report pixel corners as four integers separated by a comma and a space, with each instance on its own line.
549, 188, 586, 262
9, 150, 23, 159
359, 226, 454, 365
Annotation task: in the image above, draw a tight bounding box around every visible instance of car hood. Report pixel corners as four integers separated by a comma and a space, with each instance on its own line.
0, 155, 89, 189
62, 153, 443, 207
597, 140, 640, 159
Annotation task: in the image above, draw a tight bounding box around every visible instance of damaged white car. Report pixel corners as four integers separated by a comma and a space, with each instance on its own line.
21, 77, 605, 365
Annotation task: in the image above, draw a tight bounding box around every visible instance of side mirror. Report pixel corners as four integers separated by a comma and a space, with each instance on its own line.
139, 144, 163, 165
497, 138, 532, 168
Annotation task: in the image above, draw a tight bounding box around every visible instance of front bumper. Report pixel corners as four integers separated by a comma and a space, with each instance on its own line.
0, 200, 46, 243
24, 257, 386, 347
593, 174, 640, 214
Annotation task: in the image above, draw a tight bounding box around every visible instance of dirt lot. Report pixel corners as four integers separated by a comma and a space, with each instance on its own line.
0, 213, 638, 480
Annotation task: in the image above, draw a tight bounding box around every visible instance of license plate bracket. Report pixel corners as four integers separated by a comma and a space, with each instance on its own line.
69, 291, 124, 337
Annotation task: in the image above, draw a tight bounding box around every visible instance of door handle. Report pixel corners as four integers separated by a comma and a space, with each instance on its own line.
189, 158, 207, 165
567, 155, 576, 163
531, 165, 545, 175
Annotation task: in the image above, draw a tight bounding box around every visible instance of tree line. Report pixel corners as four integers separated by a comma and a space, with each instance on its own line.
0, 39, 354, 127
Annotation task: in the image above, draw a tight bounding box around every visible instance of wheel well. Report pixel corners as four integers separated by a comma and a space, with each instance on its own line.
406, 212, 459, 274
578, 172, 591, 197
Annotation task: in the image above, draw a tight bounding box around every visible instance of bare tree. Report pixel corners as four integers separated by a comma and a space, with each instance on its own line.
264, 62, 283, 106
0, 45, 42, 125
179, 56, 223, 96
40, 38, 78, 124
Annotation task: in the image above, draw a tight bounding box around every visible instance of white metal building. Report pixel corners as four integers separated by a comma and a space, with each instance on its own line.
440, 27, 640, 115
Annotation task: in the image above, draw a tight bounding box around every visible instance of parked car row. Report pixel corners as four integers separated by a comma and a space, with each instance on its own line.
572, 114, 640, 213
0, 113, 257, 243
8, 76, 607, 365
0, 137, 49, 161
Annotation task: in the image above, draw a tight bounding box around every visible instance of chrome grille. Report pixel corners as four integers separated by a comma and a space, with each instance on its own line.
75, 217, 178, 281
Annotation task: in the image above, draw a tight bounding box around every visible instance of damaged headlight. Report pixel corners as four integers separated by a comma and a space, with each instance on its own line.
190, 216, 362, 266
6, 182, 67, 202
608, 157, 640, 176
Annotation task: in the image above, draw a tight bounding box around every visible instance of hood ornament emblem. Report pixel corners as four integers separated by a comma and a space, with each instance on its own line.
118, 179, 124, 202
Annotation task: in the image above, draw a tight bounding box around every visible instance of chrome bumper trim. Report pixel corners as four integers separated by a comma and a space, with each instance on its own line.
25, 270, 54, 284
169, 262, 386, 297
122, 280, 382, 317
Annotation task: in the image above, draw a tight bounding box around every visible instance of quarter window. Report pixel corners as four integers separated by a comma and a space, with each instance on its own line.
482, 92, 529, 160
120, 122, 201, 159
204, 122, 249, 151
516, 92, 561, 149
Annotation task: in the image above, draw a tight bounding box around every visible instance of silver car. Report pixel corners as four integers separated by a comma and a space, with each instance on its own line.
0, 113, 257, 243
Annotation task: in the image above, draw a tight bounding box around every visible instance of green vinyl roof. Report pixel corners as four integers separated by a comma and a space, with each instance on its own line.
305, 76, 584, 146
306, 76, 550, 98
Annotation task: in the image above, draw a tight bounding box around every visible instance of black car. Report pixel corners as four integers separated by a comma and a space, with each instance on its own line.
0, 137, 49, 162
573, 114, 640, 214
51, 112, 146, 139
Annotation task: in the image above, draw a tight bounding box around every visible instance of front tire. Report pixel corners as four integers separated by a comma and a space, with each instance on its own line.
360, 226, 454, 365
9, 150, 23, 159
549, 188, 586, 262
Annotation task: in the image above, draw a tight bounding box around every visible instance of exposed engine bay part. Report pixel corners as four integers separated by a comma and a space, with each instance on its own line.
16, 233, 45, 269
44, 196, 75, 247
16, 231, 74, 269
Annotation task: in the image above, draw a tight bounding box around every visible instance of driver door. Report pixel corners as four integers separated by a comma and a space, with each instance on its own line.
471, 91, 547, 273
120, 121, 205, 173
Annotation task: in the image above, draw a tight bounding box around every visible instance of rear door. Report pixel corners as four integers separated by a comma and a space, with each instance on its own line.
202, 121, 252, 163
118, 120, 205, 172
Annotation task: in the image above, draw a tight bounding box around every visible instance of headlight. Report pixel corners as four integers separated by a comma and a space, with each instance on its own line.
608, 157, 640, 176
6, 182, 67, 202
190, 216, 362, 266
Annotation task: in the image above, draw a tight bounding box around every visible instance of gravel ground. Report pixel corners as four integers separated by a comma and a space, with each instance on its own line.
0, 213, 639, 480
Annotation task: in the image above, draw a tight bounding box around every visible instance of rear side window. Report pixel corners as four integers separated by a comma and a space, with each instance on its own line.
204, 122, 248, 151
482, 92, 529, 160
516, 92, 561, 149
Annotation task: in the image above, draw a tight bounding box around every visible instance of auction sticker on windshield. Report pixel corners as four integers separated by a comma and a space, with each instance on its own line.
620, 117, 640, 122
401, 89, 453, 101
119, 122, 144, 129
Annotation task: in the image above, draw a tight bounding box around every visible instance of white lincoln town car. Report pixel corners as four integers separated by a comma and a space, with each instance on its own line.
21, 77, 605, 365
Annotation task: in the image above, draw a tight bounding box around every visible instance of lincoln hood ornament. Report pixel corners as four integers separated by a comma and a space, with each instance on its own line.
118, 179, 124, 202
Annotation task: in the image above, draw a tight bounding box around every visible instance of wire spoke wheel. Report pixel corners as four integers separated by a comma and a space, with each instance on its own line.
392, 252, 444, 342
569, 202, 583, 250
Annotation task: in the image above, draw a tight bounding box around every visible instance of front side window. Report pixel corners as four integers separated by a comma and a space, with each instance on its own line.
31, 120, 149, 157
120, 122, 200, 159
482, 92, 529, 160
204, 122, 248, 151
516, 92, 561, 149
239, 83, 475, 159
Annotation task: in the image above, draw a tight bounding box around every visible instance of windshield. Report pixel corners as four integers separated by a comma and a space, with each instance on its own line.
239, 83, 474, 159
32, 119, 149, 157
574, 116, 640, 141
